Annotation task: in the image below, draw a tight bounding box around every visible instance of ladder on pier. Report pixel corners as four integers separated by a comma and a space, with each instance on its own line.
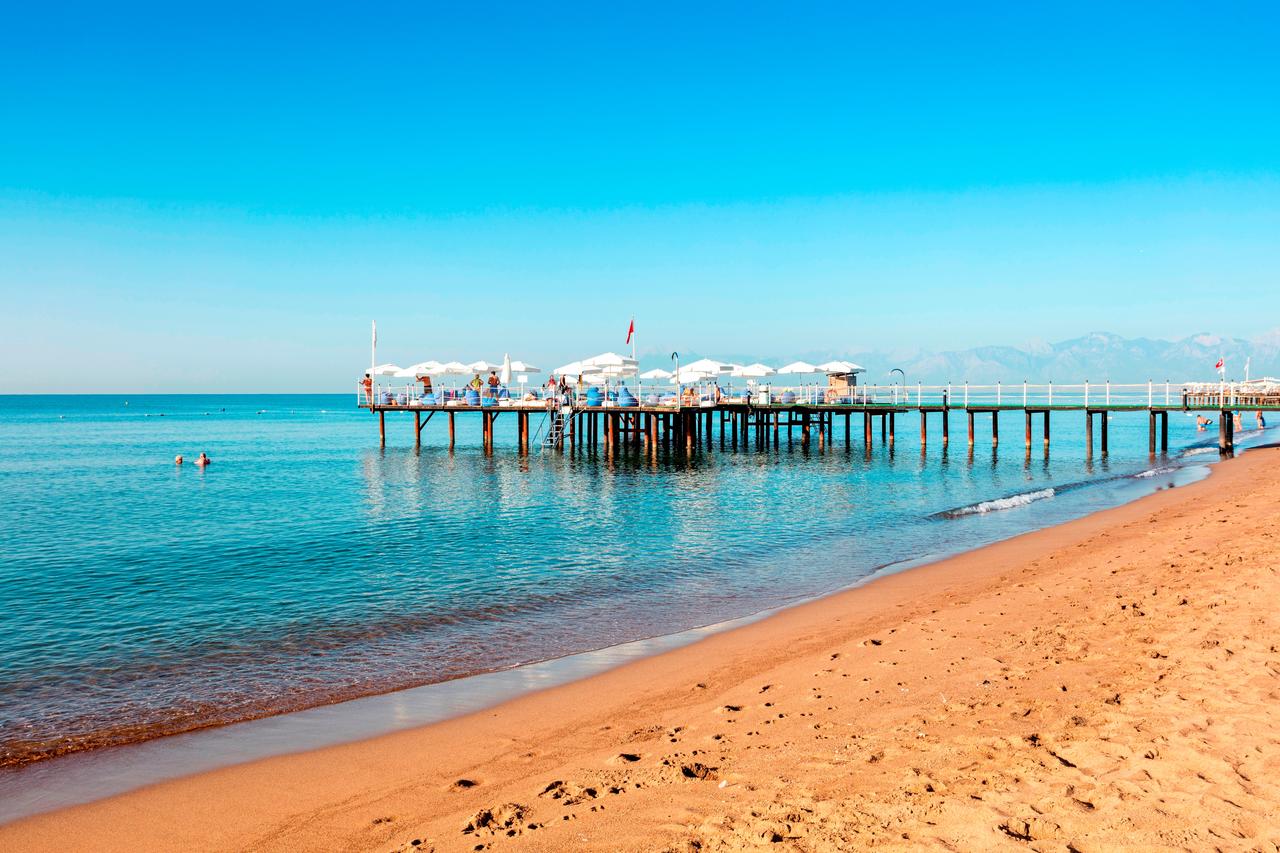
538, 405, 577, 450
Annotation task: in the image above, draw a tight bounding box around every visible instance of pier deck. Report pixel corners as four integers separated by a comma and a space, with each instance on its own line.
360, 391, 1279, 457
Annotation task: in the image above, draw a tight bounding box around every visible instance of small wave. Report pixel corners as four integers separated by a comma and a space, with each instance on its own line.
935, 487, 1056, 519
1132, 465, 1178, 479
1180, 446, 1218, 457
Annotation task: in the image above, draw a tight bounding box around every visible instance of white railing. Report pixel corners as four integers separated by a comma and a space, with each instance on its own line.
359, 379, 1280, 410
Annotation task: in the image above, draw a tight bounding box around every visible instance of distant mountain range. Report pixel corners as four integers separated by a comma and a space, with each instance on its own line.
657, 331, 1280, 384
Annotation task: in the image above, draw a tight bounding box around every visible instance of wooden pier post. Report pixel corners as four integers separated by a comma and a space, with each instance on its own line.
1160, 411, 1168, 452
802, 411, 811, 448
991, 411, 998, 448
1024, 410, 1031, 448
1148, 411, 1156, 454
413, 411, 421, 449
1219, 411, 1234, 453
967, 411, 974, 447
1100, 411, 1109, 455
1043, 411, 1050, 449
845, 412, 851, 446
1085, 411, 1093, 456
921, 411, 928, 447
863, 411, 872, 446
888, 412, 895, 447
379, 410, 385, 448
942, 408, 949, 447
448, 412, 455, 450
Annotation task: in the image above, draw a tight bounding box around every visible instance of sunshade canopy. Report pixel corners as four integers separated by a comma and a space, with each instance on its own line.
776, 361, 821, 375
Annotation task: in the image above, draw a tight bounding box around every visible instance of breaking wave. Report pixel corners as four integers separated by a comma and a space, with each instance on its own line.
935, 487, 1056, 519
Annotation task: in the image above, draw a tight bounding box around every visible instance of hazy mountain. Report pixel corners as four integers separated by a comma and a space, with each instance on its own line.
648, 331, 1280, 384
864, 332, 1280, 384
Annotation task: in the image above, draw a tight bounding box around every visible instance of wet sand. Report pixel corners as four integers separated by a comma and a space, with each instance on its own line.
4, 448, 1279, 851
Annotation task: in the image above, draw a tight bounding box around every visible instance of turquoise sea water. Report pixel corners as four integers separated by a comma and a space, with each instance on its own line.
0, 395, 1259, 769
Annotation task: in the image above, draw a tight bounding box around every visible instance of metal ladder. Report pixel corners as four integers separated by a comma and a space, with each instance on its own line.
539, 404, 576, 450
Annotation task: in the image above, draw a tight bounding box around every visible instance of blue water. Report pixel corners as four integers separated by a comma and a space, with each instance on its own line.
0, 395, 1258, 768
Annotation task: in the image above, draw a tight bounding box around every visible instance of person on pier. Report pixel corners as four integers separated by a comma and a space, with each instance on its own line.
361, 372, 373, 405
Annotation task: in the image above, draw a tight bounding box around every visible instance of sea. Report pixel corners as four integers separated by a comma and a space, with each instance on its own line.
0, 394, 1266, 818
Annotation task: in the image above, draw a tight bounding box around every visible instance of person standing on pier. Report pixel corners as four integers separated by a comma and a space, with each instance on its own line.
361, 372, 373, 405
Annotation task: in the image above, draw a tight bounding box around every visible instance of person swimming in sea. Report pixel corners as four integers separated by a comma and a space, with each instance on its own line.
1257, 410, 1267, 429
195, 452, 211, 467
174, 454, 184, 465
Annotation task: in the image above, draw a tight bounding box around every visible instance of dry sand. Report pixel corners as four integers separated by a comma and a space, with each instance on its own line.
5, 448, 1280, 852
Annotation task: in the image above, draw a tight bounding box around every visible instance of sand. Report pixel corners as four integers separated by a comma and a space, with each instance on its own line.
4, 448, 1280, 852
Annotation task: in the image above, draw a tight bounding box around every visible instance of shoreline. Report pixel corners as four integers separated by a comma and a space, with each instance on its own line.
3, 446, 1277, 850
0, 448, 1216, 821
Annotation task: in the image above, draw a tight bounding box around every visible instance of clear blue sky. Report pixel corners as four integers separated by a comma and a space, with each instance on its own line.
1, 1, 1277, 391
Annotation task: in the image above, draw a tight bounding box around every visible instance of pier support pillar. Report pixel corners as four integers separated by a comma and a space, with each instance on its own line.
967, 411, 975, 447
888, 412, 895, 447
414, 411, 421, 449
942, 408, 949, 447
1219, 411, 1234, 454
1160, 411, 1168, 453
1043, 411, 1050, 449
1148, 411, 1156, 454
1101, 411, 1109, 455
1085, 411, 1093, 456
448, 412, 455, 450
379, 411, 385, 448
1024, 411, 1032, 448
991, 411, 998, 448
863, 411, 872, 446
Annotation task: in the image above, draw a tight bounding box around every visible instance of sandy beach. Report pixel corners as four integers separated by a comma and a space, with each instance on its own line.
5, 448, 1280, 851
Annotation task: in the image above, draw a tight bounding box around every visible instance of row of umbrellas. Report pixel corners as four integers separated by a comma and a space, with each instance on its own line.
370, 354, 864, 385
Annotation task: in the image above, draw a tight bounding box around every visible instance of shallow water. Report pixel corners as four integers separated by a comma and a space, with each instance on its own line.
0, 395, 1262, 770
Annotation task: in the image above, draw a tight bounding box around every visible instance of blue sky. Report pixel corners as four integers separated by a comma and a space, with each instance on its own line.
1, 2, 1277, 391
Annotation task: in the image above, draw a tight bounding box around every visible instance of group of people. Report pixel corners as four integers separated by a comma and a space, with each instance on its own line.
1195, 411, 1266, 431
174, 452, 212, 467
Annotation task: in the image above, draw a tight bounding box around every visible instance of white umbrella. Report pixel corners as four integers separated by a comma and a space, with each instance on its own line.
582, 352, 639, 371
500, 353, 512, 386
732, 363, 776, 378
431, 361, 472, 376
552, 360, 604, 377
817, 359, 864, 374
406, 360, 444, 377
776, 360, 821, 375
681, 357, 735, 376
674, 366, 717, 383
509, 360, 541, 374
391, 366, 420, 379
467, 360, 501, 373
639, 368, 673, 380
369, 363, 404, 377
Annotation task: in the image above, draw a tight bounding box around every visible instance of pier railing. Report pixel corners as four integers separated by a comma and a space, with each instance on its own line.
358, 379, 1279, 411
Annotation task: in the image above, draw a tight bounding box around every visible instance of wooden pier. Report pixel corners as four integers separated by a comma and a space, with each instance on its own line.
363, 388, 1276, 458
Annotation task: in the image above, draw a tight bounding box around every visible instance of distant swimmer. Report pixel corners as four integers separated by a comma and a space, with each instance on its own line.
174, 454, 184, 465
195, 452, 211, 467
1195, 415, 1209, 431
1233, 412, 1243, 431
1257, 410, 1267, 429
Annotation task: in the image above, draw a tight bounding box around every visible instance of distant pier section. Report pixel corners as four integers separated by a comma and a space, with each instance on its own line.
359, 366, 1280, 458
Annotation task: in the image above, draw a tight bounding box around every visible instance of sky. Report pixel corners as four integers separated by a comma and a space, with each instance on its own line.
1, 1, 1278, 391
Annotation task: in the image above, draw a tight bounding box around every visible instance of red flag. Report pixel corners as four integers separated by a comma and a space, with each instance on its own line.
626, 318, 634, 344
1215, 357, 1224, 372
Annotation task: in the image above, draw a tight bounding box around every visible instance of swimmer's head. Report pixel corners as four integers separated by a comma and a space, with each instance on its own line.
174, 455, 184, 464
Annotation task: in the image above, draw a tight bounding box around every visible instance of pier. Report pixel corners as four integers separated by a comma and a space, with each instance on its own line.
361, 380, 1279, 458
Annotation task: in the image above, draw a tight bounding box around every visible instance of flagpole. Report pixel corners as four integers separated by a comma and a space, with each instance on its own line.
631, 315, 636, 362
